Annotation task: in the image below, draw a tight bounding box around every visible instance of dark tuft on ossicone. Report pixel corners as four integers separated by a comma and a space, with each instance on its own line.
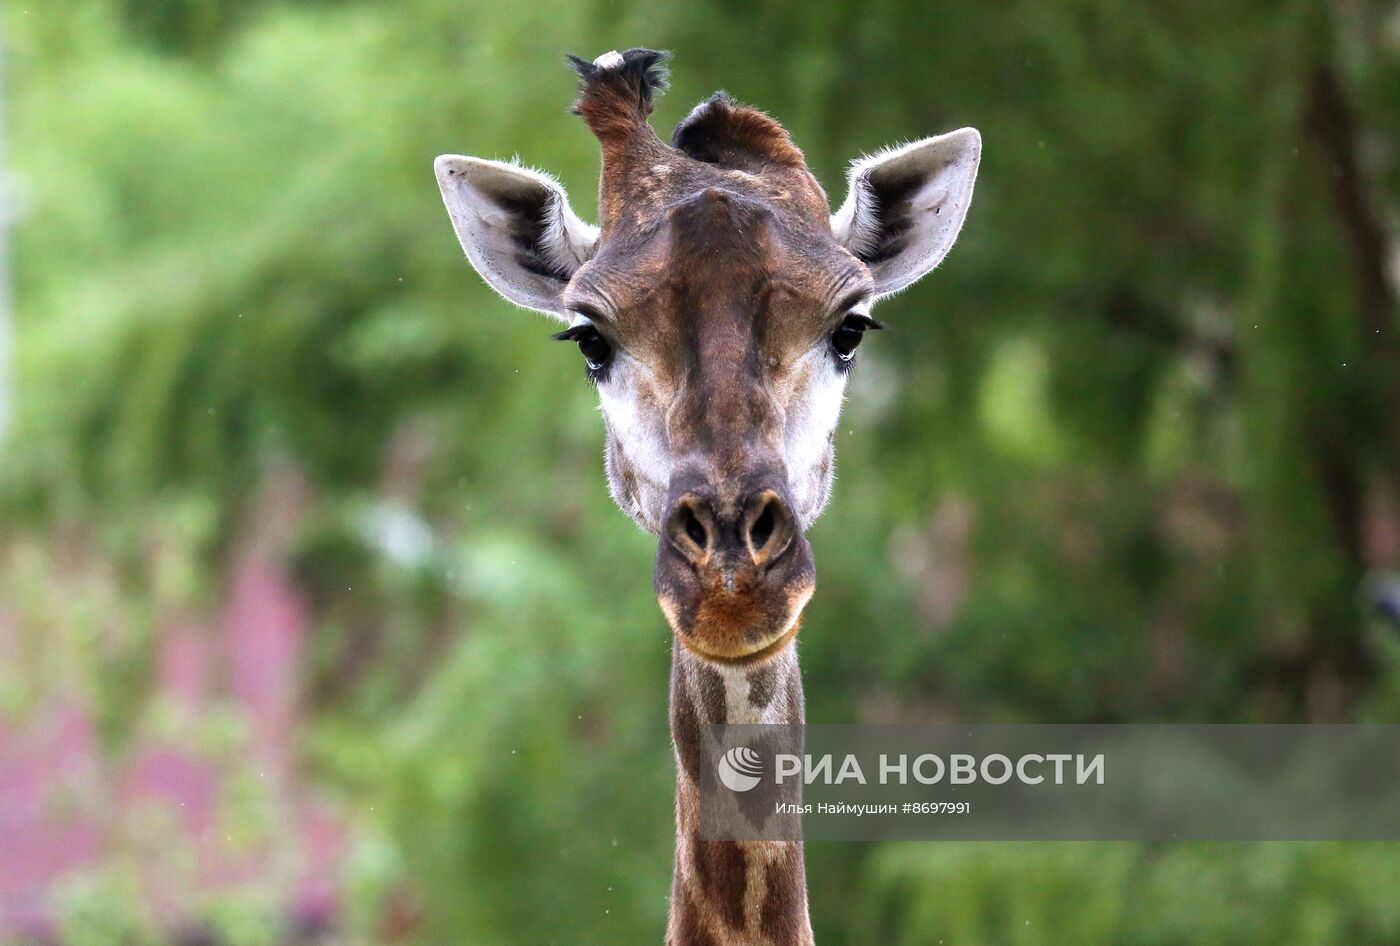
671, 91, 737, 160
566, 48, 671, 120
670, 90, 808, 171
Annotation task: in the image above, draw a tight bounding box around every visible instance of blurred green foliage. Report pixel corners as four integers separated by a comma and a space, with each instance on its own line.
3, 0, 1400, 942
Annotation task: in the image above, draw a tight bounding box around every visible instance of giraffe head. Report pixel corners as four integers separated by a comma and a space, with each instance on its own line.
436, 49, 979, 664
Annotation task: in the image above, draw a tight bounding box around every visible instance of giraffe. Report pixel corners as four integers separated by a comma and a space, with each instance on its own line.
435, 48, 979, 945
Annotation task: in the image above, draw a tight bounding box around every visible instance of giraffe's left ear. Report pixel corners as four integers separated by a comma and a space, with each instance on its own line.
831, 128, 981, 299
435, 155, 599, 318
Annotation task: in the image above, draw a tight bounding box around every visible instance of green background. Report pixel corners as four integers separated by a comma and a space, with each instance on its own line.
4, 0, 1400, 942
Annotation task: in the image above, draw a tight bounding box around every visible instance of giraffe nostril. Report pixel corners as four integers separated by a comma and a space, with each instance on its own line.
665, 495, 715, 567
749, 501, 776, 550
684, 507, 708, 547
744, 491, 795, 567
665, 488, 796, 572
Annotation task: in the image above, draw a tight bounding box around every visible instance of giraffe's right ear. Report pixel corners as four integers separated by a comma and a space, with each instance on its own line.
435, 156, 599, 318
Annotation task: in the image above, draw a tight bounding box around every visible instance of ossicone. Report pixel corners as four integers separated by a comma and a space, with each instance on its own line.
566, 48, 671, 140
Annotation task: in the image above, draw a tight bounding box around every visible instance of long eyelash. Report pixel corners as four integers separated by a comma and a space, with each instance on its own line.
553, 325, 613, 384
829, 312, 882, 375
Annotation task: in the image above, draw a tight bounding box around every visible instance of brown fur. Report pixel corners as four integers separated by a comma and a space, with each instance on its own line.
442, 49, 974, 946
568, 50, 850, 945
747, 665, 776, 710
672, 93, 811, 174
578, 180, 860, 655
668, 642, 813, 946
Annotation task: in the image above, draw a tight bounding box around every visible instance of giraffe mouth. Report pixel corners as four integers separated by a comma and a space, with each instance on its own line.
671, 615, 805, 665
654, 532, 816, 663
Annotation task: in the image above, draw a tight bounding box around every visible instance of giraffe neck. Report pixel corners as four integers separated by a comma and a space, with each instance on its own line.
667, 639, 813, 946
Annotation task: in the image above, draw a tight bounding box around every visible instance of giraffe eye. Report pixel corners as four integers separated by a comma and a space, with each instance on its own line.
831, 314, 879, 363
552, 323, 614, 378
574, 327, 613, 371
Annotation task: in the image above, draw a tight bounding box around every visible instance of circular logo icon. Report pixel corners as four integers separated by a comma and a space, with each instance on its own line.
717, 745, 763, 792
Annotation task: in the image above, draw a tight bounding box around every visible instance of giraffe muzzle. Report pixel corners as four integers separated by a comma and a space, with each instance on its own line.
654, 482, 815, 663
